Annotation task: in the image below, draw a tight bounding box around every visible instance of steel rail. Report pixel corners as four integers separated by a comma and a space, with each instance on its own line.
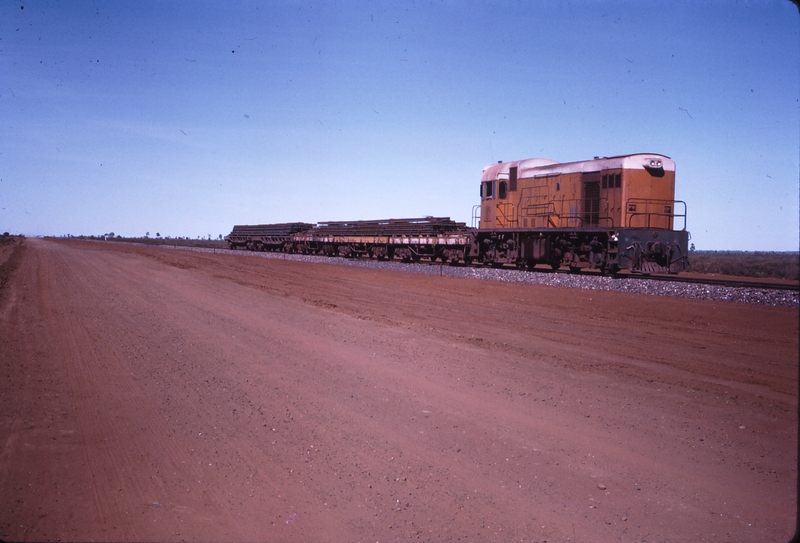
608, 272, 800, 292
424, 262, 799, 292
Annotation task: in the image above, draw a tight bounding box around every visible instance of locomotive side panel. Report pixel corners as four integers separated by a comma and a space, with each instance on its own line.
480, 171, 586, 230
623, 167, 677, 230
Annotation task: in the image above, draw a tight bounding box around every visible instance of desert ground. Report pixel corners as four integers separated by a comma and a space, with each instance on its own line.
1, 238, 797, 542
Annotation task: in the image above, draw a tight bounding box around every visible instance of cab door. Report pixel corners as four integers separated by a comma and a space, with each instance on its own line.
581, 173, 601, 227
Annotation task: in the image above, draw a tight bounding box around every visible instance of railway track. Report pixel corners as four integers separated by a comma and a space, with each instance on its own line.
422, 261, 800, 292
608, 271, 800, 292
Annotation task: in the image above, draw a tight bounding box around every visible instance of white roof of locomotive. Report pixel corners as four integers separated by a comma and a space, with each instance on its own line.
481, 153, 675, 182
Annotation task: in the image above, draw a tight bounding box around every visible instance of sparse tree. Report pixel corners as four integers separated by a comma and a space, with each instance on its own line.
145, 231, 150, 238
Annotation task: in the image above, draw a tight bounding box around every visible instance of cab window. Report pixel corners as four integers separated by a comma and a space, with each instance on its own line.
498, 181, 507, 199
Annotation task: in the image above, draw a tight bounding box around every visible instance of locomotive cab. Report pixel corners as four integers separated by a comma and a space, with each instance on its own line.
476, 154, 689, 273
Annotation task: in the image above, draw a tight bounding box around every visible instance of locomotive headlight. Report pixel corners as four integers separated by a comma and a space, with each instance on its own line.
644, 158, 665, 176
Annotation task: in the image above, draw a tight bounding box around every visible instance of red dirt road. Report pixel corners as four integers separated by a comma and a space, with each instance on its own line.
1, 239, 797, 542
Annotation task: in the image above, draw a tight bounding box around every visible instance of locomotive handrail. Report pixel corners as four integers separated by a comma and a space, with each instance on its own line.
520, 198, 613, 229
495, 202, 518, 228
625, 199, 687, 230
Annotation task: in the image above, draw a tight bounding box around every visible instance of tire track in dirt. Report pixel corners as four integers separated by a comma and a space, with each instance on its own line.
27, 239, 350, 541
2, 241, 307, 540
3, 243, 202, 539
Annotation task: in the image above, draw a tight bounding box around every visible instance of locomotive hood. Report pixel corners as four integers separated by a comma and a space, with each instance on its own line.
481, 158, 557, 181
481, 154, 675, 182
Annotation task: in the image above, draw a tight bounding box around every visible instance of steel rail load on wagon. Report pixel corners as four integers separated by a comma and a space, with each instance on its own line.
226, 153, 690, 275
289, 217, 473, 262
226, 222, 314, 251
228, 217, 476, 263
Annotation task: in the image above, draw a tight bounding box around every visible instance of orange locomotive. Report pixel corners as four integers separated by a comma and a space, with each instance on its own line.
475, 153, 689, 273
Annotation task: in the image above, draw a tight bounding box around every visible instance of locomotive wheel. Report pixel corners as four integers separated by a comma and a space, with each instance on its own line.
604, 264, 620, 275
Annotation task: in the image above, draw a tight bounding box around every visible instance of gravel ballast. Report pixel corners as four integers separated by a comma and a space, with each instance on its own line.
155, 245, 799, 308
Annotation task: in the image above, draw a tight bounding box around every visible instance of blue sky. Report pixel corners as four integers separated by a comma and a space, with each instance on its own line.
2, 1, 798, 250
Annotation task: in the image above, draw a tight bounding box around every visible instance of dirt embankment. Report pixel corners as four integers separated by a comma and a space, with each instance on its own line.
1, 238, 797, 542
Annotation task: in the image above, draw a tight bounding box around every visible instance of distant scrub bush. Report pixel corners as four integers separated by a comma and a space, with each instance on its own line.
687, 251, 799, 281
103, 236, 228, 249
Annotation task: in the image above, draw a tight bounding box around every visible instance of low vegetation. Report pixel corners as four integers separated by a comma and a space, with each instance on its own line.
687, 251, 799, 281
69, 234, 227, 250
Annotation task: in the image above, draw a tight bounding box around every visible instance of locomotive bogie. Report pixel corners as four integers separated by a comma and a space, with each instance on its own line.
471, 227, 687, 274
616, 228, 690, 274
